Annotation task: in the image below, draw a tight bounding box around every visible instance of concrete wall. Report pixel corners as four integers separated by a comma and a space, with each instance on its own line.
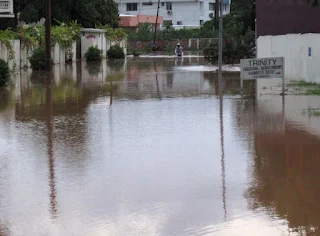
0, 29, 127, 70
0, 40, 77, 70
257, 34, 320, 82
0, 40, 20, 69
80, 29, 127, 59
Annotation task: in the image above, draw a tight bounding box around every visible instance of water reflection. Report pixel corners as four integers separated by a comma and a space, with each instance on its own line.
4, 57, 320, 235
219, 74, 227, 221
45, 73, 58, 220
234, 95, 320, 235
153, 62, 161, 100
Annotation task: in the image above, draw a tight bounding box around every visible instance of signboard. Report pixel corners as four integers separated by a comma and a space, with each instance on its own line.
240, 57, 284, 80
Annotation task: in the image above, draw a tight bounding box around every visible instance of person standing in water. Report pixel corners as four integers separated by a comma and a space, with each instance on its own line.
175, 43, 183, 57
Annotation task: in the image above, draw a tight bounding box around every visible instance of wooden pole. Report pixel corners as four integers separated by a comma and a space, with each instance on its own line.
153, 0, 161, 47
218, 0, 223, 73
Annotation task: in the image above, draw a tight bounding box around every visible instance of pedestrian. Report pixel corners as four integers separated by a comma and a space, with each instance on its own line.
175, 43, 183, 57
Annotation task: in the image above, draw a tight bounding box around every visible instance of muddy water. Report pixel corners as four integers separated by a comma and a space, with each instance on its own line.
0, 57, 319, 235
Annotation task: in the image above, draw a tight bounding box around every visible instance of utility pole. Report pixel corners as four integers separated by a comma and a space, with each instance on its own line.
110, 0, 113, 28
153, 0, 161, 46
45, 0, 51, 71
218, 0, 223, 73
214, 0, 219, 32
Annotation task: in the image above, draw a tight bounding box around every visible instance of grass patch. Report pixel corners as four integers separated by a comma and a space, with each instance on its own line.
287, 80, 320, 95
288, 80, 320, 87
303, 108, 320, 116
304, 89, 320, 95
313, 110, 320, 116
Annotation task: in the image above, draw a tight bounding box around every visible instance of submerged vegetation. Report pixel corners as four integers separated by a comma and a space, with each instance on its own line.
288, 80, 320, 95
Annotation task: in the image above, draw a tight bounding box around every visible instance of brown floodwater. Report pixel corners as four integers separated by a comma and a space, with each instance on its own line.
0, 56, 319, 235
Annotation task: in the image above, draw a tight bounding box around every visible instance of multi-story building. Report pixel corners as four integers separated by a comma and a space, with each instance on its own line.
0, 0, 14, 18
115, 0, 231, 29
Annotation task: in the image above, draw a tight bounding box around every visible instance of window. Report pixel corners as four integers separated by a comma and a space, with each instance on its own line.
161, 2, 165, 6
142, 2, 153, 5
224, 4, 227, 11
166, 2, 172, 10
200, 20, 204, 25
127, 3, 138, 11
209, 2, 214, 10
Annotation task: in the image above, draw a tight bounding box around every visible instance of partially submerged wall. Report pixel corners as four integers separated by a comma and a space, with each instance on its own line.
0, 28, 128, 71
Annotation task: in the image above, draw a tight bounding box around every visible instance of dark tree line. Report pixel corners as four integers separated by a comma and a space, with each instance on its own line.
0, 0, 119, 29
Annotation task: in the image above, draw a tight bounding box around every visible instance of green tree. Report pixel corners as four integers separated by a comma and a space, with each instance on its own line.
137, 23, 153, 41
0, 0, 119, 29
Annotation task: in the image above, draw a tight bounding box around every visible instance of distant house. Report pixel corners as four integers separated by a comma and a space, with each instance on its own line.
119, 14, 163, 32
256, 0, 320, 82
115, 0, 231, 29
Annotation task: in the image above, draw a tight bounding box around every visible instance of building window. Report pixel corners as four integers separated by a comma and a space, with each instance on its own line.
161, 2, 165, 6
224, 4, 227, 11
166, 2, 172, 10
200, 20, 204, 25
142, 2, 153, 5
209, 2, 214, 10
127, 3, 138, 11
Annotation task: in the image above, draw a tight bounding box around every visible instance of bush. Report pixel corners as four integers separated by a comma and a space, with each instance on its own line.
203, 42, 218, 62
107, 45, 125, 59
29, 47, 47, 70
0, 59, 10, 86
85, 46, 102, 61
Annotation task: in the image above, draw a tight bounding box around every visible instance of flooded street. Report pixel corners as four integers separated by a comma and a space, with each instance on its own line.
0, 56, 319, 235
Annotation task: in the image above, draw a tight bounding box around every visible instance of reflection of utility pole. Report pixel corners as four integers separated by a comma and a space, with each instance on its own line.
45, 0, 52, 71
153, 62, 161, 100
282, 95, 285, 135
46, 73, 57, 220
219, 73, 227, 221
109, 75, 113, 106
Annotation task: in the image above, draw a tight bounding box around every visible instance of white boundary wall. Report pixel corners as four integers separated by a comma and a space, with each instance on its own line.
81, 28, 127, 59
0, 28, 127, 71
257, 34, 320, 82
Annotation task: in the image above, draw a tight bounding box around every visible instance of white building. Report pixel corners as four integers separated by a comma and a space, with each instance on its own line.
115, 0, 231, 29
0, 0, 14, 18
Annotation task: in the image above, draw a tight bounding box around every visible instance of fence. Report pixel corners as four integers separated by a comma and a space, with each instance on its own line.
127, 38, 217, 52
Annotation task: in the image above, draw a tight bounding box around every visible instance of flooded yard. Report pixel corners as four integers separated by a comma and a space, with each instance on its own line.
0, 56, 320, 235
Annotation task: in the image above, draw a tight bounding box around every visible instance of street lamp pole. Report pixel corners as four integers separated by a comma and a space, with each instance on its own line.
45, 0, 52, 71
218, 0, 223, 74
